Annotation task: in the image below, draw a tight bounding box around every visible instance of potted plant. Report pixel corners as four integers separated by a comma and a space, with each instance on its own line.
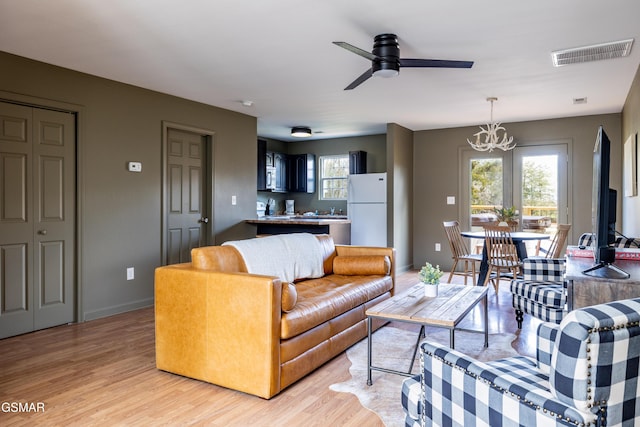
493, 206, 519, 229
419, 262, 443, 297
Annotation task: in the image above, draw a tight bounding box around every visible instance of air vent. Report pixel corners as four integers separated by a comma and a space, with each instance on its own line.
552, 38, 634, 67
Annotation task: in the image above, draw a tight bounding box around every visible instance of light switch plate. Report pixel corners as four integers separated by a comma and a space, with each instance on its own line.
447, 196, 455, 205
127, 161, 142, 172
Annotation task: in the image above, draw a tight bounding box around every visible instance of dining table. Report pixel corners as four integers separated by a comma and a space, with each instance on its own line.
460, 230, 551, 286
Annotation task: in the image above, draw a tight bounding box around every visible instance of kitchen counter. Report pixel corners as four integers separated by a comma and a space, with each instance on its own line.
245, 216, 351, 244
246, 216, 349, 225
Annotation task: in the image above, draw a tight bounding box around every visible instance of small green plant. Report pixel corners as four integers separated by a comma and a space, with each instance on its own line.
419, 262, 443, 285
493, 206, 518, 222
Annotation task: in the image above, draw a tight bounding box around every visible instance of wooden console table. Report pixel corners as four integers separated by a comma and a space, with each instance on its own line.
566, 256, 640, 310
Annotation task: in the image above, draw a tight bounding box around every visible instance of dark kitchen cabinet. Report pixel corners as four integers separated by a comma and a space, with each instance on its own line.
257, 139, 267, 190
349, 150, 367, 174
273, 152, 288, 192
288, 153, 315, 193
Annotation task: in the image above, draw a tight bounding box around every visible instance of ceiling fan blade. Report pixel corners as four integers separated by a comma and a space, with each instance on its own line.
344, 68, 373, 90
333, 41, 377, 61
399, 58, 474, 68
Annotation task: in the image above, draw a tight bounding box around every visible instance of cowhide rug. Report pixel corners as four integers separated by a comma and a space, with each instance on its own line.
330, 326, 520, 427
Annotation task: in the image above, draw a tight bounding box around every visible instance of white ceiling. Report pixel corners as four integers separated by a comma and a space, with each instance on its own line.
2, 0, 640, 142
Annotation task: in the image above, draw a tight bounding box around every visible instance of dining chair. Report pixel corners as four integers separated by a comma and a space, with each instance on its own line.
442, 221, 482, 285
483, 224, 522, 292
535, 223, 571, 258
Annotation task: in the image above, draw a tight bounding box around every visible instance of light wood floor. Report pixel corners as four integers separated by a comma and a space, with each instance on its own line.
0, 271, 538, 426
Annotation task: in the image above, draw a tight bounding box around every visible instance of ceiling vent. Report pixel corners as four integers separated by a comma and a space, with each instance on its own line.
552, 38, 634, 67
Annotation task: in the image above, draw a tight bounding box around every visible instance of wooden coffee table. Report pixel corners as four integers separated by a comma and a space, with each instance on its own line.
365, 283, 488, 385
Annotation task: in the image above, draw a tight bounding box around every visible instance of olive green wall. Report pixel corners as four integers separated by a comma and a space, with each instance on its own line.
0, 51, 257, 321
622, 65, 640, 236
413, 113, 622, 271
261, 134, 386, 215
4, 48, 638, 322
387, 123, 414, 273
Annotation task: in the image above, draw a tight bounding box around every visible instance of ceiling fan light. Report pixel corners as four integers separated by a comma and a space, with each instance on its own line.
373, 69, 399, 78
291, 126, 312, 137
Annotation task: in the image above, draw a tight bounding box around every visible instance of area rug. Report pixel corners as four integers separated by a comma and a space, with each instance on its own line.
330, 326, 520, 427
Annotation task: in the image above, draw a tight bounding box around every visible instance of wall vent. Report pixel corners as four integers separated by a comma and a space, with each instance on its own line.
552, 39, 634, 67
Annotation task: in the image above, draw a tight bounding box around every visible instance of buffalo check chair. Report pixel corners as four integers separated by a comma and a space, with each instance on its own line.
511, 258, 567, 329
614, 236, 640, 248
442, 221, 482, 285
402, 297, 640, 427
578, 232, 594, 247
577, 233, 639, 249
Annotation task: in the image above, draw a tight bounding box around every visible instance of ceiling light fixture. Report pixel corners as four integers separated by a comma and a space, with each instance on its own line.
467, 97, 515, 152
291, 126, 312, 137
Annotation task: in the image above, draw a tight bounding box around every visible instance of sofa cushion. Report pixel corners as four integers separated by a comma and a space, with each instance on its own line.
280, 275, 393, 339
333, 255, 391, 276
282, 282, 297, 312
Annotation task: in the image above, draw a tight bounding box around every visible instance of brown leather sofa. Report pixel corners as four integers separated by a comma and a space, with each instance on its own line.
155, 234, 395, 399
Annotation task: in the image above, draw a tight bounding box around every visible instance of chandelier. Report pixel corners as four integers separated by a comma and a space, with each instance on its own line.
467, 97, 515, 152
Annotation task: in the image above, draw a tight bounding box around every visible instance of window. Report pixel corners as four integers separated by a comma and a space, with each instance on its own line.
319, 155, 349, 200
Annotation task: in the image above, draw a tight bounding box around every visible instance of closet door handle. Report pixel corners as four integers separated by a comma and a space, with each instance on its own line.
37, 229, 47, 235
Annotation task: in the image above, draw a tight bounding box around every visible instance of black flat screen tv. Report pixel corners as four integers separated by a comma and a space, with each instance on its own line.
582, 126, 629, 279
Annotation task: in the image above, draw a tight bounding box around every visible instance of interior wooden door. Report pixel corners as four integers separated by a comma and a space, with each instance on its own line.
166, 128, 208, 264
0, 102, 76, 338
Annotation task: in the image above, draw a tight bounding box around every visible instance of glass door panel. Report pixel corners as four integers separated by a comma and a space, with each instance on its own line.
513, 144, 568, 255
460, 149, 511, 254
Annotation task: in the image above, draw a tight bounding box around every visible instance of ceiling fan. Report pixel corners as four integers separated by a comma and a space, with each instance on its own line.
333, 33, 473, 90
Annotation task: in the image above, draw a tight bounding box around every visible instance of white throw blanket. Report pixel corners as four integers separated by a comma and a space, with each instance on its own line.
222, 233, 324, 283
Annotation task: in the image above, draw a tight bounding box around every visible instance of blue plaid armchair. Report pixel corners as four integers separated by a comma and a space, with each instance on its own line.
511, 258, 567, 329
402, 297, 640, 426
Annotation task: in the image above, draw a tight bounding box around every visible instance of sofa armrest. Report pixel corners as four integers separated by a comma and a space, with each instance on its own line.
536, 322, 559, 374
155, 264, 282, 399
401, 374, 422, 424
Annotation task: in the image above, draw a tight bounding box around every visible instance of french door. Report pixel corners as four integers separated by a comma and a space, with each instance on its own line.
461, 143, 569, 246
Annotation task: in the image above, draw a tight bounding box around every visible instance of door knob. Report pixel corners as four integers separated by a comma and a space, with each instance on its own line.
198, 217, 209, 224
38, 229, 47, 235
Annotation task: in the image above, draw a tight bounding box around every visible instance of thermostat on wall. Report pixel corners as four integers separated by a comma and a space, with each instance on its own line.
127, 161, 142, 172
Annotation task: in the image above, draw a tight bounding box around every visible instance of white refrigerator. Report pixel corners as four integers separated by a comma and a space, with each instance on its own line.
347, 172, 387, 246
